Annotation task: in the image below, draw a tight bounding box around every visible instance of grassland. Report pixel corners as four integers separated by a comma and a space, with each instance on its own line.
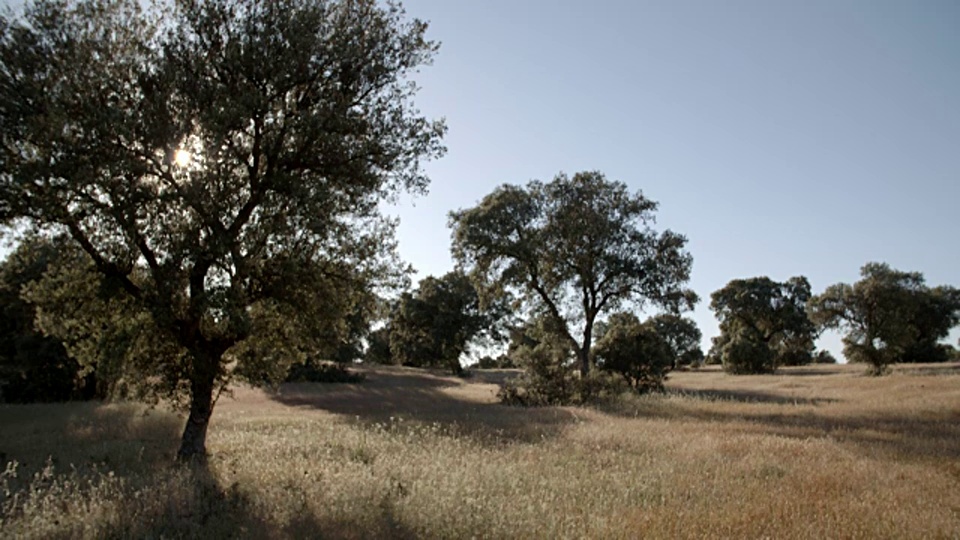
2, 363, 959, 539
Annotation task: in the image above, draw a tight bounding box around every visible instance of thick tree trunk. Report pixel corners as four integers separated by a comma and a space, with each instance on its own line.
177, 365, 217, 462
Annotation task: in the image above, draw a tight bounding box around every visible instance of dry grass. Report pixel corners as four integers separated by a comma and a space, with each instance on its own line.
2, 363, 959, 538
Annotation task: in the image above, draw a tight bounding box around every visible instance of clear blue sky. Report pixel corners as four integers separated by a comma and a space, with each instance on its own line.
387, 0, 960, 357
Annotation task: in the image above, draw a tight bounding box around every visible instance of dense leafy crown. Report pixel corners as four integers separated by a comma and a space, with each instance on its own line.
0, 0, 445, 400
449, 171, 696, 372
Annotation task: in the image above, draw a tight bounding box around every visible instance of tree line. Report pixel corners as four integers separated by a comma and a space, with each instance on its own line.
0, 0, 957, 460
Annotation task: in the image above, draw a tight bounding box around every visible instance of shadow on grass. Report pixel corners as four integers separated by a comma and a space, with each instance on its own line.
893, 363, 960, 376
269, 367, 576, 445
607, 393, 960, 464
0, 401, 182, 476
772, 366, 849, 376
667, 388, 839, 405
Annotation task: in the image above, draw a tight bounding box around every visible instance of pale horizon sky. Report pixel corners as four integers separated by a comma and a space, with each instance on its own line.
386, 0, 960, 359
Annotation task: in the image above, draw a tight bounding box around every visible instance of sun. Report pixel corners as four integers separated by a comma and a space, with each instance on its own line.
174, 148, 191, 168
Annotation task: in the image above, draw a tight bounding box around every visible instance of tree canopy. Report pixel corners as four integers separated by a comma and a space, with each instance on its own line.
0, 235, 100, 402
449, 171, 696, 376
644, 313, 703, 368
809, 263, 960, 374
709, 276, 815, 374
0, 0, 444, 459
594, 312, 673, 392
389, 270, 509, 374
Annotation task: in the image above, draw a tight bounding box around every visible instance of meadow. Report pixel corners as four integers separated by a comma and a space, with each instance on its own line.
2, 363, 959, 539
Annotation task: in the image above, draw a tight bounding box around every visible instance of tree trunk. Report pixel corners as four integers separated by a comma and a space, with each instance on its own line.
578, 346, 591, 377
177, 366, 216, 462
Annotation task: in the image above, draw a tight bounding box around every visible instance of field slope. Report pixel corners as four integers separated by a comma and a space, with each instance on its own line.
2, 363, 959, 538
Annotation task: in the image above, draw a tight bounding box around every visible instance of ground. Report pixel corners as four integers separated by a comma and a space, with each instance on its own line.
1, 363, 959, 538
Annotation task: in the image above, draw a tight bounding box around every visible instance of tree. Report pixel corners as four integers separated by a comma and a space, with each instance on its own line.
0, 0, 444, 460
364, 325, 393, 365
809, 263, 960, 374
0, 236, 98, 402
594, 312, 673, 392
389, 271, 508, 374
449, 171, 696, 377
645, 313, 703, 368
710, 276, 816, 374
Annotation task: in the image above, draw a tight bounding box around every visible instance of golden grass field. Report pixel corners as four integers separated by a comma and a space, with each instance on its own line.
2, 362, 959, 539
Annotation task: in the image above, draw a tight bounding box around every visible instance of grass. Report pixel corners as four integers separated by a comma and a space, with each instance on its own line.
1, 363, 959, 538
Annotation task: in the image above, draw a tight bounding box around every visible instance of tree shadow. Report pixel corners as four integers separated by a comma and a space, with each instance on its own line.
269, 367, 576, 445
773, 366, 849, 376
607, 393, 959, 464
667, 388, 839, 405
0, 401, 183, 477
893, 363, 960, 376
728, 410, 960, 462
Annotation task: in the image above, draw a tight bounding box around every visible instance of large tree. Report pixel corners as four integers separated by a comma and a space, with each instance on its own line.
389, 270, 509, 374
710, 276, 816, 374
0, 0, 444, 459
450, 171, 696, 376
809, 263, 960, 374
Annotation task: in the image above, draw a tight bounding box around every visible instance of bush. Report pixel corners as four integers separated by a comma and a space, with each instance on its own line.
595, 318, 673, 393
497, 368, 626, 407
475, 354, 516, 369
497, 345, 575, 406
813, 350, 838, 364
721, 336, 777, 374
285, 360, 365, 384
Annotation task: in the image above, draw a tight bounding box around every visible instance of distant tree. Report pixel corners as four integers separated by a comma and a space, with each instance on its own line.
475, 354, 515, 369
809, 263, 960, 375
364, 326, 394, 365
645, 313, 703, 368
710, 276, 816, 374
450, 171, 696, 377
389, 271, 509, 374
595, 312, 673, 392
812, 350, 838, 364
0, 236, 97, 402
0, 0, 444, 460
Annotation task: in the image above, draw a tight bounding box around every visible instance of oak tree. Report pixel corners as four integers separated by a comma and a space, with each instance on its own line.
594, 312, 673, 392
710, 276, 815, 374
809, 263, 960, 374
389, 271, 508, 374
450, 171, 696, 377
0, 0, 444, 459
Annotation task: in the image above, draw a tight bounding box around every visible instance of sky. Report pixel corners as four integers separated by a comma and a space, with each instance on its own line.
1, 0, 957, 358
385, 0, 960, 357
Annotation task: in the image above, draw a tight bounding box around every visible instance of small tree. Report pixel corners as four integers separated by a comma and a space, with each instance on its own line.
389, 271, 509, 374
645, 313, 703, 368
595, 312, 673, 392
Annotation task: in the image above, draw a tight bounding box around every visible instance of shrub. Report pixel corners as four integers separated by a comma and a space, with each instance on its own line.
595, 317, 674, 393
285, 360, 365, 384
475, 354, 517, 369
497, 368, 627, 407
721, 336, 777, 374
813, 350, 838, 364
